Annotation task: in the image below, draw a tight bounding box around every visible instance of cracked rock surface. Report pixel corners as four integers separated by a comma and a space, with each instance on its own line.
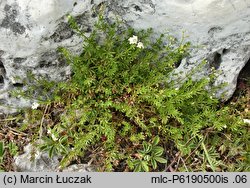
0, 0, 250, 114
14, 143, 92, 172
0, 0, 95, 114
111, 0, 250, 100
14, 144, 60, 172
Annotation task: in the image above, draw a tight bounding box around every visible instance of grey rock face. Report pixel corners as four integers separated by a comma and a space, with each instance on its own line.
111, 0, 250, 100
14, 144, 60, 172
0, 0, 250, 114
0, 0, 95, 114
62, 164, 93, 172
14, 144, 92, 172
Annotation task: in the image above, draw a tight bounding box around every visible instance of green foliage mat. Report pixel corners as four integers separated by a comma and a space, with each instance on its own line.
11, 15, 250, 172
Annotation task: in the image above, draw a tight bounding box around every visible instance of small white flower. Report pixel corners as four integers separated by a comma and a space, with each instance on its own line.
128, 35, 138, 44
31, 102, 39, 110
10, 77, 16, 84
137, 42, 144, 49
47, 129, 52, 135
243, 119, 250, 124
175, 88, 179, 91
210, 96, 213, 99
51, 134, 58, 141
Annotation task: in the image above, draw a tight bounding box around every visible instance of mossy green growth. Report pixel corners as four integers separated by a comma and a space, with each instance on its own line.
18, 16, 249, 171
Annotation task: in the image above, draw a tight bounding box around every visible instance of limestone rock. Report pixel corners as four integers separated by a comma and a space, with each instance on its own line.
0, 0, 95, 114
110, 0, 250, 100
0, 0, 250, 114
14, 143, 92, 172
14, 144, 60, 172
62, 164, 93, 172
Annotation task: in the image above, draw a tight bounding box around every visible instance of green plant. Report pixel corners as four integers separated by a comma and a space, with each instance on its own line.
131, 136, 167, 172
7, 142, 19, 157
15, 15, 250, 172
0, 142, 5, 171
0, 141, 19, 172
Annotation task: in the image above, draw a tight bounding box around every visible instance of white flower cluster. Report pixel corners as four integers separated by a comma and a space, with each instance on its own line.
128, 35, 144, 49
31, 102, 39, 110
